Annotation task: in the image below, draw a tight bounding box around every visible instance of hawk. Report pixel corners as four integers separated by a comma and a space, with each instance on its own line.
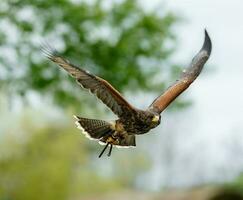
42, 30, 211, 157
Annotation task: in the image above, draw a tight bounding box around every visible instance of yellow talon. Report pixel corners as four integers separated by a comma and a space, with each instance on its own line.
106, 137, 119, 145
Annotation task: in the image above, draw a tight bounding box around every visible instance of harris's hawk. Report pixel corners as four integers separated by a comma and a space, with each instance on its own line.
42, 30, 212, 157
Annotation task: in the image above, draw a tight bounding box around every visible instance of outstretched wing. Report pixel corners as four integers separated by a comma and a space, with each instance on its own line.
42, 45, 137, 118
148, 30, 212, 114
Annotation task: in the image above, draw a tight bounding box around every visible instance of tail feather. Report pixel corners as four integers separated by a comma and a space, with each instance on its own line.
74, 116, 113, 140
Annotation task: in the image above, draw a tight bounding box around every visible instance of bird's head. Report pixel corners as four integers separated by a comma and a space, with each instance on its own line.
146, 112, 161, 128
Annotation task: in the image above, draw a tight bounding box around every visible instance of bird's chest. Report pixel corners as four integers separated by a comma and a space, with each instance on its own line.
117, 118, 151, 135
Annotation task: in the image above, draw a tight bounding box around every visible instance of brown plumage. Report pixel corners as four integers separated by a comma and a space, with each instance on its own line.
42, 30, 212, 157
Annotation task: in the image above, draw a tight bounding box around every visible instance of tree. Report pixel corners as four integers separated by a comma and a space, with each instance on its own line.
0, 121, 124, 200
0, 0, 178, 110
0, 1, 187, 199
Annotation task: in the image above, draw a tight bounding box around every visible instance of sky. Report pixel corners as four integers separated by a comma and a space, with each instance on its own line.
135, 0, 243, 190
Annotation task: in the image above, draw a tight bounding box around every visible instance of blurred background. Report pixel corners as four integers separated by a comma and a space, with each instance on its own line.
0, 0, 243, 199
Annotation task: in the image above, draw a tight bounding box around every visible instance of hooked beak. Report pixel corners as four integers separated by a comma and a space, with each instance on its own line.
152, 115, 160, 123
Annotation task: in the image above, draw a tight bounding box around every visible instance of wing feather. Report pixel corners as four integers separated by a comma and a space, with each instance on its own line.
42, 45, 136, 117
148, 30, 212, 114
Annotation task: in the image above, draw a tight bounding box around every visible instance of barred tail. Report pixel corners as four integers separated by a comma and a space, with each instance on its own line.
74, 116, 114, 140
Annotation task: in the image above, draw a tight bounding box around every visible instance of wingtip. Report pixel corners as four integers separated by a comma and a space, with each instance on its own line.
41, 42, 59, 59
202, 29, 212, 56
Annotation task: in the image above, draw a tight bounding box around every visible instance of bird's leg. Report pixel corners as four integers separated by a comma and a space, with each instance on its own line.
107, 144, 113, 157
98, 143, 109, 158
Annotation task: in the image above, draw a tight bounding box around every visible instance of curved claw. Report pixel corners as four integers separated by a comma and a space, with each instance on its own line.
98, 143, 109, 158
107, 144, 113, 157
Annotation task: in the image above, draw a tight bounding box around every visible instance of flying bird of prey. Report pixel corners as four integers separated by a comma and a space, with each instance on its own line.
42, 30, 212, 158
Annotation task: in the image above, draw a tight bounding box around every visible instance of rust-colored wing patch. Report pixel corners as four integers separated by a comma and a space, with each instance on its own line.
42, 46, 137, 118
148, 30, 212, 114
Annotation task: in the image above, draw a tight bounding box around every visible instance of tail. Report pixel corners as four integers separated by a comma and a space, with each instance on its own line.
74, 116, 114, 140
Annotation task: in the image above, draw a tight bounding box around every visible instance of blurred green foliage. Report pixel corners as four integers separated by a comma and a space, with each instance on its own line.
0, 0, 179, 110
224, 173, 243, 196
0, 113, 150, 200
0, 0, 185, 199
